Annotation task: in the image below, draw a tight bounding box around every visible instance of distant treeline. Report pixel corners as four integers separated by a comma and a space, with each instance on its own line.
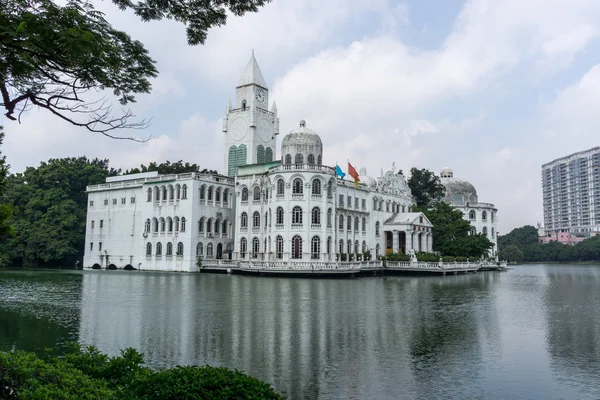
498, 225, 600, 262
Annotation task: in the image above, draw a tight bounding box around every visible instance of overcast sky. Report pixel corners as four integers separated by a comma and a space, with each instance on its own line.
4, 0, 600, 235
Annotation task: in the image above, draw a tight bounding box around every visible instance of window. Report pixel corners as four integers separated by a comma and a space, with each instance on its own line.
362, 199, 366, 209
265, 212, 268, 229
276, 207, 284, 224
91, 220, 95, 229
355, 217, 359, 232
347, 217, 352, 231
90, 242, 93, 251
311, 236, 320, 259
295, 154, 304, 164
253, 211, 261, 228
285, 154, 292, 165
312, 179, 321, 195
111, 198, 116, 205
222, 220, 228, 234
241, 212, 248, 228
362, 241, 367, 253
355, 198, 359, 209
104, 199, 108, 206
241, 187, 249, 201
318, 155, 322, 165
147, 188, 152, 202
100, 220, 104, 228
253, 187, 261, 201
312, 207, 320, 225
208, 186, 214, 201
327, 182, 332, 198
252, 237, 260, 258
161, 186, 167, 200
292, 206, 303, 225
146, 243, 152, 256
483, 227, 488, 236
491, 212, 495, 222
215, 219, 221, 234
265, 147, 273, 162
167, 217, 173, 232
99, 242, 103, 251
471, 226, 476, 235
339, 239, 344, 254
156, 242, 162, 256
198, 217, 205, 233
339, 194, 344, 207
206, 219, 212, 233
131, 197, 136, 204
118, 198, 124, 205
160, 218, 165, 232
182, 185, 187, 199
491, 228, 495, 238
216, 188, 221, 202
469, 210, 476, 220
169, 186, 174, 200
181, 217, 186, 232
293, 178, 303, 194
292, 235, 302, 259
176, 184, 181, 200
207, 243, 213, 258
154, 187, 160, 201
242, 100, 247, 110
223, 189, 229, 204
348, 240, 352, 255
145, 219, 150, 232
257, 145, 265, 164
177, 242, 184, 256
174, 217, 180, 232
347, 196, 351, 207
452, 193, 464, 205
327, 237, 332, 254
362, 218, 366, 232
277, 179, 285, 195
166, 242, 173, 256
386, 201, 389, 212
197, 242, 203, 256
327, 209, 332, 227
200, 185, 206, 200
482, 211, 488, 221
307, 154, 315, 165
90, 200, 94, 207
375, 221, 380, 236
373, 199, 377, 210
355, 240, 359, 254
276, 236, 284, 259
339, 215, 344, 230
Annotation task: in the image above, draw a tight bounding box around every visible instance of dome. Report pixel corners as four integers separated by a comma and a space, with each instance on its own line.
359, 166, 377, 188
281, 120, 323, 165
440, 168, 478, 205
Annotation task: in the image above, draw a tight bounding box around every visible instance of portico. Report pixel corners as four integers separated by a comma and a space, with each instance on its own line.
384, 213, 433, 254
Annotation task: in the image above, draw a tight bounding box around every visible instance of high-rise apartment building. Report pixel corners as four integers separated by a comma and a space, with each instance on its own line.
542, 147, 600, 236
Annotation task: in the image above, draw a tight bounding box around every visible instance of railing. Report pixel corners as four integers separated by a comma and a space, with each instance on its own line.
270, 164, 336, 174
87, 172, 234, 191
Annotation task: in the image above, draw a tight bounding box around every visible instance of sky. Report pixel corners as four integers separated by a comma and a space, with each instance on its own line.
4, 0, 600, 235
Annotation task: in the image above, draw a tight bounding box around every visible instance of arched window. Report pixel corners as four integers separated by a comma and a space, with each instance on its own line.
276, 236, 284, 259
177, 242, 184, 256
146, 243, 152, 256
268, 209, 271, 227
241, 212, 248, 228
312, 207, 320, 225
292, 235, 302, 259
241, 187, 249, 201
277, 179, 285, 195
362, 241, 367, 253
215, 219, 221, 234
198, 217, 205, 233
253, 186, 261, 201
207, 243, 213, 258
160, 218, 165, 232
292, 178, 303, 194
196, 242, 203, 256
174, 216, 180, 232
327, 237, 332, 254
223, 189, 229, 204
491, 228, 495, 238
292, 206, 303, 225
362, 218, 366, 232
207, 218, 213, 233
145, 219, 151, 233
208, 186, 214, 201
253, 211, 260, 228
264, 212, 268, 229
347, 217, 352, 231
307, 154, 315, 165
285, 154, 292, 165
153, 218, 158, 232
452, 193, 464, 205
491, 212, 495, 222
168, 185, 174, 200
355, 240, 359, 254
181, 217, 186, 232
347, 240, 352, 255
154, 186, 160, 201
375, 221, 380, 236
471, 226, 476, 235
339, 215, 344, 230
222, 220, 228, 235
311, 236, 320, 259
166, 242, 173, 256
147, 188, 152, 202
216, 187, 221, 202
156, 242, 162, 256
161, 186, 167, 201
317, 155, 322, 165
354, 217, 359, 232
240, 238, 247, 258
182, 185, 187, 199
376, 244, 380, 257
327, 181, 332, 198
295, 154, 304, 164
242, 100, 247, 110
265, 147, 273, 162
276, 207, 284, 224
482, 227, 488, 236
469, 210, 476, 220
252, 237, 260, 258
327, 209, 332, 227
176, 184, 181, 200
482, 211, 488, 221
312, 179, 321, 195
339, 239, 344, 254
257, 145, 265, 164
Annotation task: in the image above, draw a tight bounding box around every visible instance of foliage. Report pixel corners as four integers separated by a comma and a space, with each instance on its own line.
362, 250, 371, 261
414, 252, 439, 262
407, 167, 446, 208
124, 161, 218, 175
442, 256, 455, 262
498, 244, 524, 262
415, 202, 493, 258
0, 343, 283, 399
340, 253, 347, 262
0, 126, 13, 246
1, 0, 270, 135
196, 256, 202, 268
0, 157, 116, 267
387, 252, 410, 262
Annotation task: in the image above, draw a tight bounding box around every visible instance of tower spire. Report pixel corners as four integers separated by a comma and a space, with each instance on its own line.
237, 52, 268, 89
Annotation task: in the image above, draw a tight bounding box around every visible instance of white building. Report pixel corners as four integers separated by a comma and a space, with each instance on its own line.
83, 54, 435, 271
439, 168, 498, 256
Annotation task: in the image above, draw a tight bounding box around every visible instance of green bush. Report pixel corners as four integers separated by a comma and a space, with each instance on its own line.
0, 344, 283, 400
340, 253, 347, 262
455, 256, 468, 262
415, 252, 439, 262
387, 253, 410, 261
442, 256, 455, 262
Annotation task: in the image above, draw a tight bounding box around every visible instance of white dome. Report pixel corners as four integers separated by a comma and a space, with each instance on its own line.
281, 120, 323, 165
440, 169, 478, 205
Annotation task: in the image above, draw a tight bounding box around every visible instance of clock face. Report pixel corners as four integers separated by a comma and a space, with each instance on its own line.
230, 117, 248, 141
257, 118, 272, 142
255, 89, 266, 104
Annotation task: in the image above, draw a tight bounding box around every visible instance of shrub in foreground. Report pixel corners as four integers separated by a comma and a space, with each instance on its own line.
0, 344, 283, 399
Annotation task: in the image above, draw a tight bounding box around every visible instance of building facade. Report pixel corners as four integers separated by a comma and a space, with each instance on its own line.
542, 147, 600, 237
439, 168, 499, 256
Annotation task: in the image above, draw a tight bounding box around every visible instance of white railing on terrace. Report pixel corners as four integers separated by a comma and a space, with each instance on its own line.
87, 172, 234, 191
270, 164, 336, 174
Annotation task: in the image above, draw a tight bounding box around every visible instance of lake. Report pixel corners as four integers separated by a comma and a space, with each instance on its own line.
0, 265, 599, 399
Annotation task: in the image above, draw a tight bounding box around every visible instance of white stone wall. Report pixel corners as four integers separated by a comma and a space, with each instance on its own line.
459, 204, 499, 256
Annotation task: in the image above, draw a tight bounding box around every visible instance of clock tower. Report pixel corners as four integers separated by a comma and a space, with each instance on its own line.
222, 53, 279, 176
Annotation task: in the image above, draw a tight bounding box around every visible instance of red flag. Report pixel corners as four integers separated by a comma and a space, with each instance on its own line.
348, 162, 360, 186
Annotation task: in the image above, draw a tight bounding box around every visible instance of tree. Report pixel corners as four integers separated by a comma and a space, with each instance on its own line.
498, 244, 523, 262
407, 167, 446, 208
0, 127, 13, 266
124, 160, 217, 175
1, 0, 270, 137
415, 202, 493, 258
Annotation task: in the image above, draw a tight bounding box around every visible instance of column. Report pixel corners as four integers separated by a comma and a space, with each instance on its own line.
406, 230, 413, 252
427, 233, 433, 252
392, 230, 399, 253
